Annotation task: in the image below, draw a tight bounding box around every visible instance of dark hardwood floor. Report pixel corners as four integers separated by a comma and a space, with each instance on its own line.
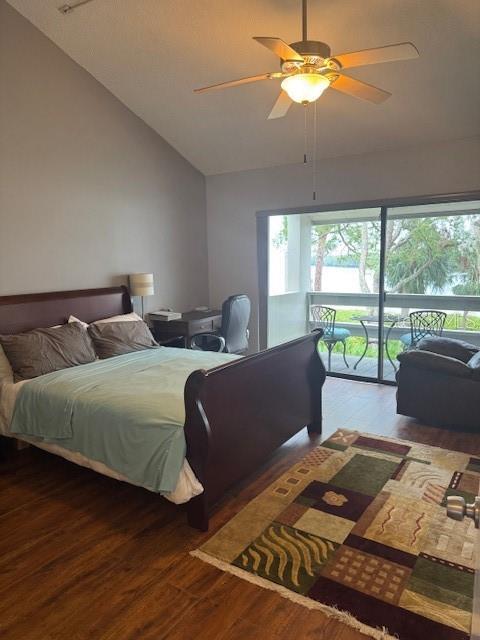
1, 378, 479, 640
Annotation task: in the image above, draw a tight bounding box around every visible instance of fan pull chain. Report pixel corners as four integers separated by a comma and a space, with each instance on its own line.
312, 100, 317, 201
303, 105, 308, 164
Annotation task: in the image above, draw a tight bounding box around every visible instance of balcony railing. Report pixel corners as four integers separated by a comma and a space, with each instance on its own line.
267, 291, 480, 350
307, 291, 480, 345
308, 292, 480, 312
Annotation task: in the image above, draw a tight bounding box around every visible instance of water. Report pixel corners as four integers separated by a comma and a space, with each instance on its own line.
269, 248, 374, 294
313, 265, 374, 293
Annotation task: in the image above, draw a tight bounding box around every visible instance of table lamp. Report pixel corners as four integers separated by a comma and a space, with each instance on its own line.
129, 273, 154, 318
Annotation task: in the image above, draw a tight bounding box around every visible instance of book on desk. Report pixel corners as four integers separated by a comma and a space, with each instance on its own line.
149, 310, 182, 321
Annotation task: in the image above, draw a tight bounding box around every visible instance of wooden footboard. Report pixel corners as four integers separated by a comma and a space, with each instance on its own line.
184, 331, 325, 530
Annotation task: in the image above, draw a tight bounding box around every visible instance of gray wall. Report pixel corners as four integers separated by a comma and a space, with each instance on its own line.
206, 137, 480, 351
0, 1, 208, 313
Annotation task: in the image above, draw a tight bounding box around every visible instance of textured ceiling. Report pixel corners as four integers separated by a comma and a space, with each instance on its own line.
6, 0, 480, 175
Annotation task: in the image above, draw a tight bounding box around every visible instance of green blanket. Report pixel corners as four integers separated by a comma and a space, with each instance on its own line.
10, 348, 239, 493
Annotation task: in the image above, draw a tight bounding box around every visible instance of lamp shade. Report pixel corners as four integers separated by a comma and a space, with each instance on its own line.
281, 73, 330, 104
129, 273, 154, 297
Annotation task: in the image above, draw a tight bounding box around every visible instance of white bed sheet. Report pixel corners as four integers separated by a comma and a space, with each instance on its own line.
0, 376, 203, 505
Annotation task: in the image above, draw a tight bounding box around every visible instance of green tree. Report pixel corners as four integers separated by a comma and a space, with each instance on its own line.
452, 215, 480, 327
312, 224, 338, 290
385, 218, 458, 294
312, 217, 462, 296
453, 216, 480, 296
272, 216, 288, 249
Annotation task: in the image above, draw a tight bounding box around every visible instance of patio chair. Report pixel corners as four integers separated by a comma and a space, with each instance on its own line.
399, 310, 447, 350
311, 305, 350, 372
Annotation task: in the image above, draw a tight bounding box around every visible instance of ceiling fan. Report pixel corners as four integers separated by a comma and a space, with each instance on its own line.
194, 0, 419, 119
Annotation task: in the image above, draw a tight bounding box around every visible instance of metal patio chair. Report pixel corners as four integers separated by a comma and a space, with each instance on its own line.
399, 309, 447, 350
311, 305, 350, 371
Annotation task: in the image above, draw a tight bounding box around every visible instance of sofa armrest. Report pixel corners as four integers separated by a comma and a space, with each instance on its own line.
417, 336, 479, 363
468, 351, 480, 380
397, 349, 472, 378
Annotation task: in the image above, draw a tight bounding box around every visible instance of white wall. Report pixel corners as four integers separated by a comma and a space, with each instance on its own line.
268, 293, 308, 347
206, 137, 480, 351
0, 1, 208, 313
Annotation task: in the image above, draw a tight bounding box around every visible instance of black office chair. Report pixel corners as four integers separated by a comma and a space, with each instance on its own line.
190, 294, 251, 354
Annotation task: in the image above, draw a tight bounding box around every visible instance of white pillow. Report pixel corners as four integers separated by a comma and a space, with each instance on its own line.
68, 315, 89, 329
94, 312, 142, 324
69, 312, 142, 327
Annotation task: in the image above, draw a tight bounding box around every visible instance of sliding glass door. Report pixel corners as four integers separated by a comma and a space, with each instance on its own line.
383, 200, 480, 378
262, 195, 480, 383
267, 207, 386, 381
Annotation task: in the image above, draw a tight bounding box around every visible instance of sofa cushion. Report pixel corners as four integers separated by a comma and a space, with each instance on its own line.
400, 333, 413, 347
416, 336, 479, 363
324, 328, 350, 341
397, 349, 472, 378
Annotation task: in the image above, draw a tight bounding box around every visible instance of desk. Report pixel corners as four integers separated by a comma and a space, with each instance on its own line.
149, 310, 222, 348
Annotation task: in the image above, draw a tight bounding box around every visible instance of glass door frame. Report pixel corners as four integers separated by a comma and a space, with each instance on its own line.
257, 190, 480, 385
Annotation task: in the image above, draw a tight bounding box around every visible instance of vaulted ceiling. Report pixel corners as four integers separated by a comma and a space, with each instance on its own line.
7, 0, 480, 175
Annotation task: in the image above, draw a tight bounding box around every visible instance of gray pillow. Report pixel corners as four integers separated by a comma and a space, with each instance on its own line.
417, 336, 479, 363
0, 322, 96, 380
88, 320, 158, 359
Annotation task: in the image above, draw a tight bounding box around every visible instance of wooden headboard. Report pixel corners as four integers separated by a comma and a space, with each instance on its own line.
0, 286, 132, 334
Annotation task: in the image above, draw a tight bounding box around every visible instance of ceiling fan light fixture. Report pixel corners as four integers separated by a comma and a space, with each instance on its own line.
281, 73, 329, 104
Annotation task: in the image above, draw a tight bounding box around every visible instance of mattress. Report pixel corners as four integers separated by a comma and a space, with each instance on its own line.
0, 371, 202, 505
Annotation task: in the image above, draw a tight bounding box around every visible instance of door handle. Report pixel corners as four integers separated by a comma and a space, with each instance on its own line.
447, 495, 480, 529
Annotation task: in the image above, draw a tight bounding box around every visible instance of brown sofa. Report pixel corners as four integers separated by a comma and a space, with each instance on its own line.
396, 336, 480, 431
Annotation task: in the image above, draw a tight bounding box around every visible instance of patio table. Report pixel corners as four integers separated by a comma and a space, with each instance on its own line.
352, 314, 408, 372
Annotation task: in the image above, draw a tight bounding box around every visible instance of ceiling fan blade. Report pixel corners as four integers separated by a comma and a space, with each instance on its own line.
267, 91, 293, 119
329, 74, 391, 104
331, 42, 419, 69
194, 72, 280, 93
253, 37, 304, 62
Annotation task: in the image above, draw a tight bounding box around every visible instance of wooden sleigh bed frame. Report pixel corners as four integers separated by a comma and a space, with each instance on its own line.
0, 286, 326, 530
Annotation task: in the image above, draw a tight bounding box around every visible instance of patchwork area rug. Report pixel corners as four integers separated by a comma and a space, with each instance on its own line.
192, 429, 479, 640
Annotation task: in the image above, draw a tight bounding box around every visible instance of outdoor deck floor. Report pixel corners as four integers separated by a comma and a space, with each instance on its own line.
319, 350, 397, 381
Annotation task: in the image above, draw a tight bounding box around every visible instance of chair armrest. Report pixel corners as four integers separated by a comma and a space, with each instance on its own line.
397, 349, 472, 378
417, 336, 479, 363
190, 333, 226, 352
156, 335, 184, 347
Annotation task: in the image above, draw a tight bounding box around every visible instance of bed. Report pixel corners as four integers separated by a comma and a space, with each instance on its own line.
0, 286, 326, 530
